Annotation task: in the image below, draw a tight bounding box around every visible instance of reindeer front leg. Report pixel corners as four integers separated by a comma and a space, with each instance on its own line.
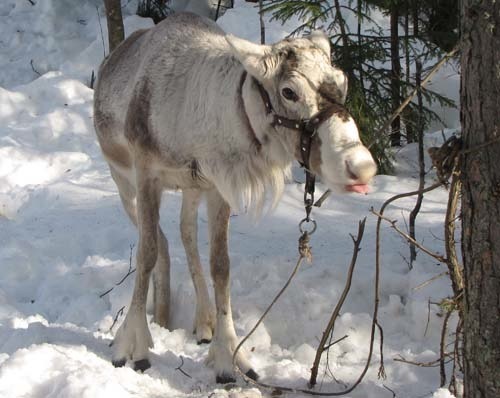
112, 167, 161, 371
206, 189, 258, 383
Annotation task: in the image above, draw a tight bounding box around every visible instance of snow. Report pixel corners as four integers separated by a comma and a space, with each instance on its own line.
0, 0, 460, 397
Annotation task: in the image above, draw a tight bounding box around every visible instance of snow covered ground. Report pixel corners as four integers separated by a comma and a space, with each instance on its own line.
0, 1, 460, 397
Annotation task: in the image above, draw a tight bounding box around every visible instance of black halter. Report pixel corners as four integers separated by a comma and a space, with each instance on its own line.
251, 76, 340, 223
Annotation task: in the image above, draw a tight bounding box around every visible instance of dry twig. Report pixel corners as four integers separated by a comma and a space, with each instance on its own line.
175, 356, 192, 379
309, 219, 366, 387
108, 305, 125, 335
413, 271, 449, 291
440, 310, 453, 387
371, 209, 447, 263
322, 335, 348, 352
30, 59, 41, 76
383, 384, 396, 397
394, 355, 452, 368
100, 244, 136, 298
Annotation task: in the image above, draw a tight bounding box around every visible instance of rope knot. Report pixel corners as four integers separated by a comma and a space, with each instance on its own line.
298, 231, 313, 263
428, 135, 462, 185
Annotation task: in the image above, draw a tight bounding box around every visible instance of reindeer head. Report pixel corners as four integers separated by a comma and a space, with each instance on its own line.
227, 31, 377, 194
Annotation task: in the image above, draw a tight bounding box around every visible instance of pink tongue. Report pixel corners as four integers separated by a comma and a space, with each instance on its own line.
345, 184, 370, 194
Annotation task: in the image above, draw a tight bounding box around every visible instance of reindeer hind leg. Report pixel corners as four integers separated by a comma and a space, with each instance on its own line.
110, 165, 171, 330
109, 161, 162, 371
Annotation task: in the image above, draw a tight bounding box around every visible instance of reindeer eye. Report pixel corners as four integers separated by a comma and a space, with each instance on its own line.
281, 87, 298, 102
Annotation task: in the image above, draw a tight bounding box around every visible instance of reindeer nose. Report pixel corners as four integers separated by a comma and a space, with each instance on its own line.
345, 157, 377, 183
345, 161, 359, 180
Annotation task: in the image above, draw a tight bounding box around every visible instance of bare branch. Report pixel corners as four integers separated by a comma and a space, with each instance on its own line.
30, 59, 41, 76
412, 271, 449, 291
322, 335, 348, 352
440, 310, 453, 387
108, 305, 125, 336
371, 209, 447, 263
394, 355, 453, 368
309, 219, 366, 387
95, 6, 106, 58
369, 46, 459, 148
376, 321, 386, 379
175, 356, 192, 379
100, 244, 136, 298
424, 298, 431, 337
444, 161, 464, 297
383, 384, 396, 397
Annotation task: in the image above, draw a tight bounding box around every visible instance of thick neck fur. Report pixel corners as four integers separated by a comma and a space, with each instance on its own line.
198, 63, 295, 217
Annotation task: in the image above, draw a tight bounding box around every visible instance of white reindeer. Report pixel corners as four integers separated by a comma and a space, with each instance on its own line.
94, 12, 377, 383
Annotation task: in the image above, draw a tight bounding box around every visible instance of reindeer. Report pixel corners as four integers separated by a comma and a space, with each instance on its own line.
93, 12, 377, 383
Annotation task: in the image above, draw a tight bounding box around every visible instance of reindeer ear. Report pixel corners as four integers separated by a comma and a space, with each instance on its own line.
308, 30, 331, 59
226, 34, 275, 80
333, 69, 348, 103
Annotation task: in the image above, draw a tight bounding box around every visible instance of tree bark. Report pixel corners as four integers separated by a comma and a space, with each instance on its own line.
104, 0, 125, 53
460, 0, 500, 397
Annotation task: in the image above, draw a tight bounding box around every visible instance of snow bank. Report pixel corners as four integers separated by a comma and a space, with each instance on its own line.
0, 1, 459, 397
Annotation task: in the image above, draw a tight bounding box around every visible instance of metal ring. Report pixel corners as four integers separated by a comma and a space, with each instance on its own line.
299, 218, 317, 235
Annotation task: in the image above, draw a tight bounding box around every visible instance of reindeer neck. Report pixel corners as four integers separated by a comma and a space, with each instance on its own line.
239, 72, 298, 162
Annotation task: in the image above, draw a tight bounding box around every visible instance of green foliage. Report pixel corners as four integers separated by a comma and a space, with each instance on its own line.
263, 1, 331, 36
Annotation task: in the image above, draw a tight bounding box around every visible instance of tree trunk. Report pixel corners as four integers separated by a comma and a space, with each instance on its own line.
390, 5, 401, 147
460, 0, 500, 396
408, 1, 424, 266
104, 0, 125, 53
259, 0, 265, 44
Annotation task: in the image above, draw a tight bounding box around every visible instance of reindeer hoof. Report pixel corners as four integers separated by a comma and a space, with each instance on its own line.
134, 359, 151, 372
112, 358, 126, 368
216, 373, 236, 384
245, 368, 259, 381
197, 338, 211, 345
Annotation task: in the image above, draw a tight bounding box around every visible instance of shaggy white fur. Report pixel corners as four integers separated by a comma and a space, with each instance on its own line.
93, 12, 377, 382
